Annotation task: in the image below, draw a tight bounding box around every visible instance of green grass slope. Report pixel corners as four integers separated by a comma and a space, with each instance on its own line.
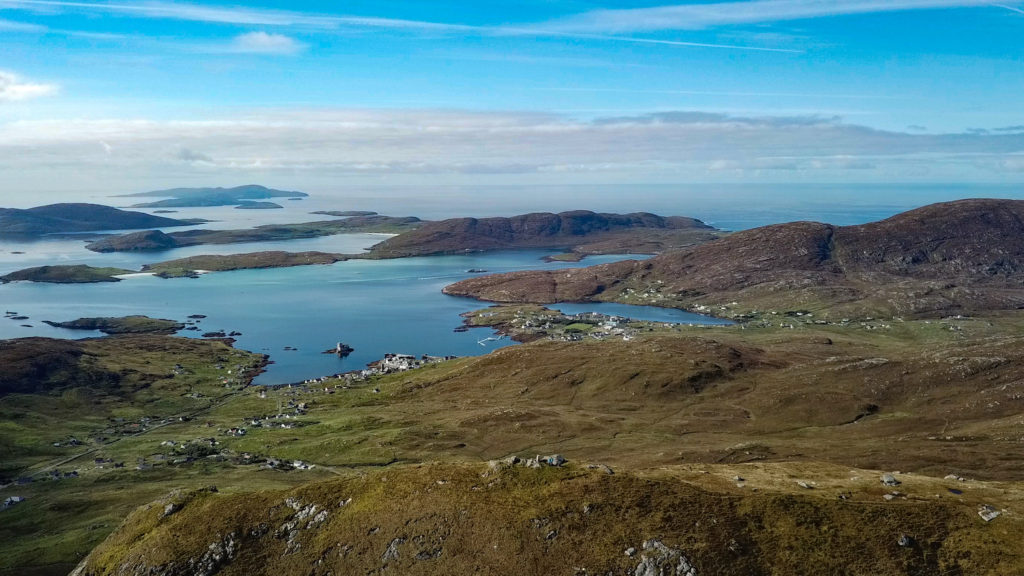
75, 462, 1024, 576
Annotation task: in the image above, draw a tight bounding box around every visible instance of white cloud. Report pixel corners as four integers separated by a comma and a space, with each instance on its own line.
2, 109, 1024, 191
0, 17, 46, 31
0, 0, 804, 52
0, 0, 474, 32
0, 70, 58, 102
547, 0, 1008, 33
229, 31, 305, 55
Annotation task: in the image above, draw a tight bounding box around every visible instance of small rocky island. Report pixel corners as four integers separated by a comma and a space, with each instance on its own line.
322, 342, 355, 357
42, 316, 185, 335
235, 201, 283, 210
1, 265, 134, 284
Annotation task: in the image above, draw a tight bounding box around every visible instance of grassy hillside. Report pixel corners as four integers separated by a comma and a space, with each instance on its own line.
5, 314, 1021, 574
8, 200, 1024, 575
75, 462, 1024, 576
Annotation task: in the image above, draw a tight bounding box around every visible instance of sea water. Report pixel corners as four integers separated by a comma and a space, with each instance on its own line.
0, 248, 672, 385
5, 183, 1020, 384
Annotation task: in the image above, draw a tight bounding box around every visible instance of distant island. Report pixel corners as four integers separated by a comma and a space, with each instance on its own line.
8, 210, 727, 281
119, 184, 308, 208
235, 201, 283, 210
143, 251, 348, 277
0, 203, 199, 236
365, 211, 723, 259
1, 265, 134, 284
86, 215, 422, 252
312, 210, 379, 217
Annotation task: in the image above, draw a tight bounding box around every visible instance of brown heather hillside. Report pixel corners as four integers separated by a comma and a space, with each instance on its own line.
444, 199, 1024, 318
63, 317, 1024, 575
73, 463, 1024, 576
367, 210, 721, 258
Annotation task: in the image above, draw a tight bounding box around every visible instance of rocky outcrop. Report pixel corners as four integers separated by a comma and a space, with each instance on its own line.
634, 539, 697, 576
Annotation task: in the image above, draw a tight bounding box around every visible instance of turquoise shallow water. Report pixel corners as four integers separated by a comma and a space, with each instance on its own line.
0, 250, 710, 385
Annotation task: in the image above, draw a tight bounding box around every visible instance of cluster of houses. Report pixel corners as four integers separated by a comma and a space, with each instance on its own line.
93, 457, 125, 469
370, 353, 456, 374
2, 496, 25, 510
492, 309, 646, 342
46, 469, 79, 480
292, 352, 458, 388
262, 458, 315, 471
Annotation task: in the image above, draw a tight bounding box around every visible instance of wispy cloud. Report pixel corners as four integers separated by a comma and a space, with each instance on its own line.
0, 0, 802, 53
0, 16, 46, 31
540, 87, 907, 100
226, 31, 305, 55
0, 15, 129, 38
0, 0, 476, 31
545, 0, 1012, 33
992, 3, 1024, 14
0, 70, 58, 102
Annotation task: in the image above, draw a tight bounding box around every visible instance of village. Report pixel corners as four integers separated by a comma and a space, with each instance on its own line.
461, 302, 976, 342
461, 305, 694, 343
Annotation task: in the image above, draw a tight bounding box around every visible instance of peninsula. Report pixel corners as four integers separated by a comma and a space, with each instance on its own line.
444, 199, 1024, 319
42, 316, 185, 335
142, 251, 348, 277
1, 265, 134, 284
0, 204, 198, 236
86, 215, 422, 252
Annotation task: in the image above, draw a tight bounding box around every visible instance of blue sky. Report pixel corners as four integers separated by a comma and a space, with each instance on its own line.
1, 0, 1023, 196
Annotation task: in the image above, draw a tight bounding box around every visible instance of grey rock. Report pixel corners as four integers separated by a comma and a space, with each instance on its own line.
881, 474, 901, 487
382, 537, 405, 562
633, 539, 697, 576
979, 505, 1002, 522
545, 454, 567, 467
161, 503, 179, 518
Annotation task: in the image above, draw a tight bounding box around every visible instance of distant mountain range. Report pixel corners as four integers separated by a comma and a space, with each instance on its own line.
120, 184, 308, 208
0, 203, 196, 236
